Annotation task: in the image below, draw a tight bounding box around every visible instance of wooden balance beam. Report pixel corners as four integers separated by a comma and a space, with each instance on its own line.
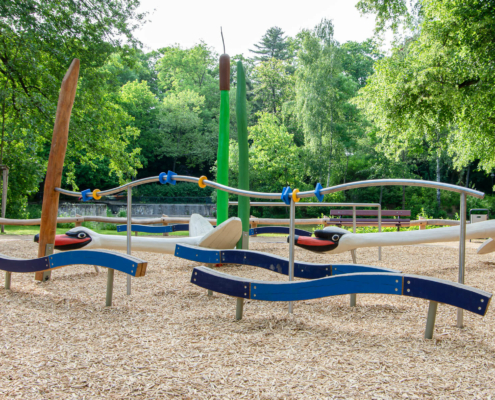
190, 267, 492, 338
174, 244, 399, 280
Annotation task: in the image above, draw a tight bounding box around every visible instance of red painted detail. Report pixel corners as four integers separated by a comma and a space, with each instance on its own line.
54, 234, 91, 246
296, 237, 334, 247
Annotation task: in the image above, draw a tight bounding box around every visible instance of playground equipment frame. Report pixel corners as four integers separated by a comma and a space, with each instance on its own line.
56, 174, 483, 328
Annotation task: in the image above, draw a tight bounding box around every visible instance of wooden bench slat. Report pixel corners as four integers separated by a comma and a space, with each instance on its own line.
330, 210, 411, 216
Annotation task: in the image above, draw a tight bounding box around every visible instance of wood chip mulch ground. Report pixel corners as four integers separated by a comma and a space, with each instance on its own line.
0, 236, 494, 399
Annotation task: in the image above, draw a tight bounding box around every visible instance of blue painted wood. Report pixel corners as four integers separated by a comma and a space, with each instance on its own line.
403, 275, 492, 316
175, 245, 222, 264
175, 244, 399, 279
249, 226, 312, 236
190, 268, 492, 316
0, 250, 147, 277
251, 273, 402, 301
116, 224, 190, 233
191, 267, 250, 298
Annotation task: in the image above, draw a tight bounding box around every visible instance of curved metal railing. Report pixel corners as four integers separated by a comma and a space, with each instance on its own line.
55, 175, 485, 200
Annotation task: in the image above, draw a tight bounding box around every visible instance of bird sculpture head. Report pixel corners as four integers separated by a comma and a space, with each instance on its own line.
289, 226, 350, 253
34, 227, 99, 251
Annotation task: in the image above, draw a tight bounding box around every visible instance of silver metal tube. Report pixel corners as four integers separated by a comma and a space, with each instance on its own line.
126, 187, 132, 296
106, 268, 114, 307
457, 192, 467, 328
425, 301, 438, 339
288, 198, 296, 314
56, 176, 484, 200
202, 179, 280, 199
5, 272, 11, 290
314, 179, 484, 199
378, 204, 382, 261
236, 298, 244, 321
352, 206, 356, 233
350, 206, 357, 307
229, 202, 381, 207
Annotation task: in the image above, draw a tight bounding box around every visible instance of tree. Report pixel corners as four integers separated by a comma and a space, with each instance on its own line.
252, 58, 293, 115
356, 0, 495, 172
295, 19, 362, 186
229, 112, 303, 192
157, 90, 205, 172
156, 43, 219, 171
250, 27, 290, 61
0, 0, 147, 216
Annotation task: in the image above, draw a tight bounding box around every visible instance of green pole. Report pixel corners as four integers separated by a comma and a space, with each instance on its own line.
236, 61, 250, 249
217, 54, 230, 225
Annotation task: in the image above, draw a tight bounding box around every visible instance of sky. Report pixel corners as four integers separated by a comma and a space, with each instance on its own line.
134, 0, 380, 56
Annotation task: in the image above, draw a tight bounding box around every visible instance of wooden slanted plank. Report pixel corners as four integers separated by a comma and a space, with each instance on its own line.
176, 244, 399, 280
36, 59, 80, 281
1, 250, 147, 277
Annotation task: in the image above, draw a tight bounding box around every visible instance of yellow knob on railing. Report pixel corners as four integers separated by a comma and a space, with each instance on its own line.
292, 189, 300, 202
92, 189, 102, 200
198, 176, 207, 189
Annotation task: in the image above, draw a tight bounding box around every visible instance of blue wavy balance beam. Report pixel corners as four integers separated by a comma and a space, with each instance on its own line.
116, 224, 190, 233
174, 244, 399, 279
0, 250, 147, 277
191, 267, 492, 316
249, 226, 312, 236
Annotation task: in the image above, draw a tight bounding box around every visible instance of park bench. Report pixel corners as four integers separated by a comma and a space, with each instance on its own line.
327, 209, 411, 231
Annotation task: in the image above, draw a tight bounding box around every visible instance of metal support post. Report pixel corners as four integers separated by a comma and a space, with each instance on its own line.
241, 231, 249, 250
288, 198, 296, 314
350, 206, 357, 307
106, 268, 114, 307
457, 192, 467, 328
425, 301, 438, 339
378, 204, 382, 261
236, 297, 244, 320
5, 272, 11, 290
126, 186, 132, 295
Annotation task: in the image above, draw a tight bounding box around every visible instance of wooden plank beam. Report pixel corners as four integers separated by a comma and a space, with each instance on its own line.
35, 59, 80, 281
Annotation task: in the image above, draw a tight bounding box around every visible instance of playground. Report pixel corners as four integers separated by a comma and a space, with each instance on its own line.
0, 235, 494, 398
3, 5, 495, 397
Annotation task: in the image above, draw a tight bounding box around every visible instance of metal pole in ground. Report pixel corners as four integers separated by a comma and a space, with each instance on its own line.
126, 186, 132, 295
106, 269, 114, 307
378, 204, 382, 261
457, 192, 467, 328
236, 297, 244, 321
425, 301, 438, 339
350, 206, 357, 307
288, 197, 296, 314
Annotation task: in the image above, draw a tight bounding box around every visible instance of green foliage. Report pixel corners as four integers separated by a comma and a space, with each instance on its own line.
0, 0, 146, 217
250, 27, 290, 61
356, 0, 495, 172
134, 182, 213, 199
229, 112, 304, 193
252, 59, 294, 114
